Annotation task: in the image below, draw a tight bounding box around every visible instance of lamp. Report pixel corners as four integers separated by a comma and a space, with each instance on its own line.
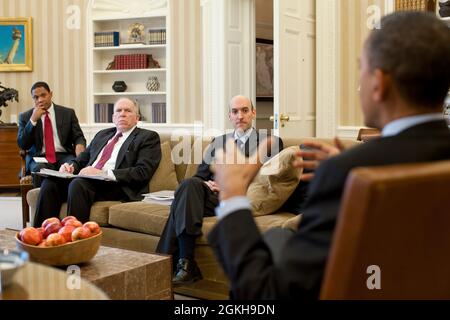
0, 82, 19, 125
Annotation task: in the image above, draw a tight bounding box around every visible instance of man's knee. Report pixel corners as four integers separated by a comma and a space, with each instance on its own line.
178, 177, 204, 192
68, 178, 89, 195
40, 178, 60, 193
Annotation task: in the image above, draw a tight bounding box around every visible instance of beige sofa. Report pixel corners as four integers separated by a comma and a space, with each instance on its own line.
27, 133, 359, 299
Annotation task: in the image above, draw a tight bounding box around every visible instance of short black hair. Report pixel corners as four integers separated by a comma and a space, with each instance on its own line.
365, 12, 450, 108
30, 81, 51, 94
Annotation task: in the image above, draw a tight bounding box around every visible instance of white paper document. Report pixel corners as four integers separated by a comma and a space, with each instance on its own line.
35, 168, 113, 181
142, 190, 174, 205
33, 157, 48, 164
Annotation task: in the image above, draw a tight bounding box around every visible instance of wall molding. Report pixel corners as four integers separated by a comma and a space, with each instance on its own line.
315, 0, 339, 138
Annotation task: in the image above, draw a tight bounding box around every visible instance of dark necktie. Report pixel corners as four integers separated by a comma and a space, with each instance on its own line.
236, 138, 245, 150
94, 132, 123, 170
44, 111, 56, 164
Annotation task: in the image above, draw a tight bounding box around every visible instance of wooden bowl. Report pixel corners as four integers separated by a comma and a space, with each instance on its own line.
15, 232, 102, 266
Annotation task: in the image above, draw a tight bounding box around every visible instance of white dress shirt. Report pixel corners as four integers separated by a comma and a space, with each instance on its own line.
91, 125, 137, 181
31, 103, 66, 154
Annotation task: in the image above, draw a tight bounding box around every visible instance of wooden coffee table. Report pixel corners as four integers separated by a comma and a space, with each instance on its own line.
0, 229, 172, 300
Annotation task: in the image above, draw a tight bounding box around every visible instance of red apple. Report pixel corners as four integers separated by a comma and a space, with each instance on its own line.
83, 221, 100, 235
46, 233, 66, 246
43, 222, 62, 239
64, 219, 82, 228
37, 227, 45, 238
19, 227, 42, 246
58, 225, 76, 243
61, 216, 78, 226
71, 227, 92, 241
38, 240, 48, 247
42, 217, 61, 229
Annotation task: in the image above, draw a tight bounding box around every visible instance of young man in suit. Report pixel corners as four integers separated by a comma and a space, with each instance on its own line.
33, 98, 161, 227
209, 12, 450, 299
18, 82, 87, 186
156, 95, 283, 286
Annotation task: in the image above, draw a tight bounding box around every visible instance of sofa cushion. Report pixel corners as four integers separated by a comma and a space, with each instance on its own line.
58, 201, 120, 227
149, 141, 179, 192
108, 201, 171, 236
247, 146, 302, 216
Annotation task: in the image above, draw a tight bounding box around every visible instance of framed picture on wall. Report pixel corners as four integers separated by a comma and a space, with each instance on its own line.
0, 17, 33, 72
256, 38, 274, 101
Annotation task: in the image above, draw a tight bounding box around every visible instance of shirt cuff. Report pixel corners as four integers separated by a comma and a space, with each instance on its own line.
30, 119, 37, 126
215, 196, 252, 221
106, 169, 117, 181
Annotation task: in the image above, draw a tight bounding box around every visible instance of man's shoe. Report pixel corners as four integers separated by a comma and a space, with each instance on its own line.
172, 258, 203, 286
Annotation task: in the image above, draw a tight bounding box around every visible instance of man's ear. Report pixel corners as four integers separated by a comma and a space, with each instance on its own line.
372, 69, 389, 102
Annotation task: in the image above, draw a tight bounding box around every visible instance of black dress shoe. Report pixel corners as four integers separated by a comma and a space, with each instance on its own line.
172, 258, 203, 286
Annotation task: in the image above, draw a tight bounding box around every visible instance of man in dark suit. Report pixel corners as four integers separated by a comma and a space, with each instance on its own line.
156, 95, 283, 286
18, 82, 86, 186
208, 12, 450, 299
33, 98, 161, 226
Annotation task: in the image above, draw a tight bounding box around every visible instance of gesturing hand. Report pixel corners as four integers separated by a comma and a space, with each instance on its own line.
293, 137, 345, 182
204, 180, 220, 193
211, 137, 273, 201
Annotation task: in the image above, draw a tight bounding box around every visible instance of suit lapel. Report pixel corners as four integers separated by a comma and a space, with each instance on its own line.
115, 127, 139, 169
88, 129, 115, 166
36, 119, 43, 152
53, 105, 64, 144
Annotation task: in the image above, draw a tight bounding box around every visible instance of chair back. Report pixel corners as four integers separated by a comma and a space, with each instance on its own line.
320, 160, 450, 299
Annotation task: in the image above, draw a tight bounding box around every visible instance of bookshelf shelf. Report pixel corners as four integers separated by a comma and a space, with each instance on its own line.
88, 0, 170, 125
94, 68, 167, 74
93, 44, 166, 51
94, 92, 167, 96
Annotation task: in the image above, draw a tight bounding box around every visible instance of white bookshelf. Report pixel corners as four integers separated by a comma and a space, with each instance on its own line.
87, 0, 170, 124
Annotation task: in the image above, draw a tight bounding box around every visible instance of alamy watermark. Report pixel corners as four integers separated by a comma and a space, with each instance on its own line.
366, 265, 381, 290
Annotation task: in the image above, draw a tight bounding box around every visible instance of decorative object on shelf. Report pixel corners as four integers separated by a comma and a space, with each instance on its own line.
106, 60, 115, 70
112, 81, 127, 92
439, 0, 450, 17
0, 82, 19, 125
146, 76, 160, 92
0, 17, 33, 72
148, 54, 161, 68
127, 23, 145, 44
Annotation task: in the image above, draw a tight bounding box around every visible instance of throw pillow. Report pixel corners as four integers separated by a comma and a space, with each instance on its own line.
149, 141, 179, 192
247, 146, 302, 216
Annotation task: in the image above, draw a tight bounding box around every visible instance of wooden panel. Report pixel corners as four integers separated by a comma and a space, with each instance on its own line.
0, 126, 21, 185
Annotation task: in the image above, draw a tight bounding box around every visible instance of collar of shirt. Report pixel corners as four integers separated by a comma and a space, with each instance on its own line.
382, 113, 443, 137
234, 127, 254, 144
116, 125, 137, 141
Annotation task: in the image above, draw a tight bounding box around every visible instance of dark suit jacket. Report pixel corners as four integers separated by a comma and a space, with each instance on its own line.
195, 130, 284, 181
17, 104, 86, 173
208, 120, 450, 299
71, 126, 161, 201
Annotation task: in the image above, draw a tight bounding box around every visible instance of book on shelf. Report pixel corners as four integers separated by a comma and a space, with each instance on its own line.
94, 103, 114, 123
113, 54, 149, 70
395, 0, 436, 12
151, 102, 166, 123
94, 31, 120, 47
147, 28, 166, 45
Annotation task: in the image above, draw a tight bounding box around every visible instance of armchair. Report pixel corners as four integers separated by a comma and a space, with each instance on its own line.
321, 160, 450, 299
